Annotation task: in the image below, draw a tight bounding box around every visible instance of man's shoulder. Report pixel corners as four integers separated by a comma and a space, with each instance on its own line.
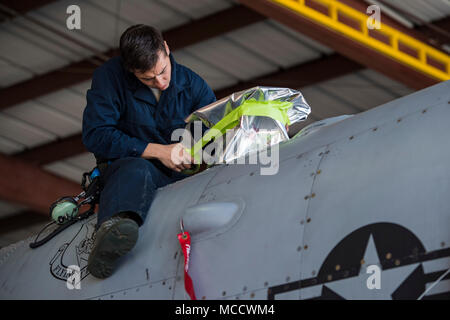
94, 56, 125, 79
175, 63, 213, 98
91, 56, 135, 91
175, 60, 205, 84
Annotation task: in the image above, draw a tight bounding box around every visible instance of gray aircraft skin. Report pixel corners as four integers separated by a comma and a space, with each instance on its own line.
0, 80, 449, 300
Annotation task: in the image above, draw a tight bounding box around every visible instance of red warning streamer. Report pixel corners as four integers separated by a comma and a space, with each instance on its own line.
177, 231, 196, 300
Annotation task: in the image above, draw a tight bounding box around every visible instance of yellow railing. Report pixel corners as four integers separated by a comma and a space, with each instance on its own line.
272, 0, 450, 81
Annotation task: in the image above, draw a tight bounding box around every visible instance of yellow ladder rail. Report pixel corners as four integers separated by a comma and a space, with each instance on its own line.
272, 0, 450, 81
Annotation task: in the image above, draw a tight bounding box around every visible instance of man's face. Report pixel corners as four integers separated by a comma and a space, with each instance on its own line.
134, 42, 171, 91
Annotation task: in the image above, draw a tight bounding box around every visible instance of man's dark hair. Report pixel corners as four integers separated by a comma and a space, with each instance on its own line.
119, 24, 166, 73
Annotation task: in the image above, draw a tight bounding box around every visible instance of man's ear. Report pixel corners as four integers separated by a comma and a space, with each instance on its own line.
164, 41, 170, 56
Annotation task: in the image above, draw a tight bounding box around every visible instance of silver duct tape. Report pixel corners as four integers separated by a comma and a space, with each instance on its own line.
184, 86, 311, 163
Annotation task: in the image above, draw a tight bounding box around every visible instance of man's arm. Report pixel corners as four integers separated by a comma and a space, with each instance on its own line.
83, 67, 193, 172
141, 142, 192, 172
82, 67, 148, 159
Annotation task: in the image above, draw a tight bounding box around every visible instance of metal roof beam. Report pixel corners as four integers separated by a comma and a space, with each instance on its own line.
16, 134, 86, 166
0, 5, 266, 111
0, 153, 81, 215
215, 53, 362, 98
416, 16, 450, 50
240, 0, 444, 90
344, 0, 450, 51
0, 0, 57, 16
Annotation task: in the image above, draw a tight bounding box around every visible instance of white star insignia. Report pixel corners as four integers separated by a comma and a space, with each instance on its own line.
323, 235, 420, 299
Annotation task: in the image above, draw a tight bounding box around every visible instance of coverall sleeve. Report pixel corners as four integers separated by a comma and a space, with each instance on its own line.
82, 68, 148, 159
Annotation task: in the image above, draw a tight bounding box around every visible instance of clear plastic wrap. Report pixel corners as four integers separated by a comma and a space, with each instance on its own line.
184, 86, 311, 165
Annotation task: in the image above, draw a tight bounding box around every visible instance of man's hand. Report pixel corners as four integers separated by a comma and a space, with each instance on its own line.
142, 142, 193, 172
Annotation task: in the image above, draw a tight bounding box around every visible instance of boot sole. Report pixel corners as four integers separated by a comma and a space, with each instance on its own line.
87, 218, 139, 279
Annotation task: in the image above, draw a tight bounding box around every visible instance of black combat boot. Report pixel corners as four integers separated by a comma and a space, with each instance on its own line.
87, 214, 139, 279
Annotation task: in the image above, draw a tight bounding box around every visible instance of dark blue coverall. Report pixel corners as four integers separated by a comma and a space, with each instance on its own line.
82, 54, 216, 228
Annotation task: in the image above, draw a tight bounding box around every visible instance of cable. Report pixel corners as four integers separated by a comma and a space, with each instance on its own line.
30, 221, 57, 247
29, 205, 96, 249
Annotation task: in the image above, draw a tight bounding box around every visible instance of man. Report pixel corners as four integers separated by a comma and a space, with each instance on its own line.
82, 25, 216, 279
